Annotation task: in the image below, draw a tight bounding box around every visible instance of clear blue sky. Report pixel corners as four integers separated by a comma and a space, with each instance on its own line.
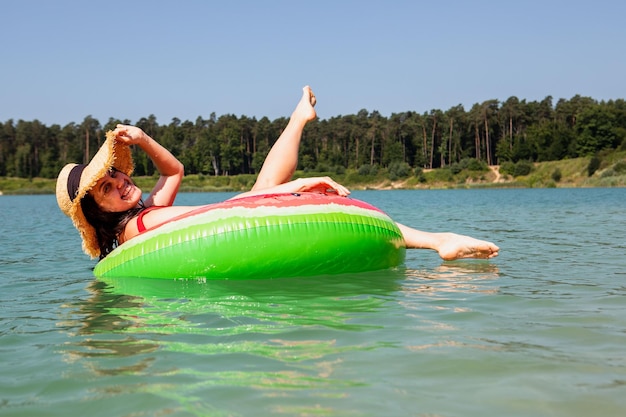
2, 0, 625, 126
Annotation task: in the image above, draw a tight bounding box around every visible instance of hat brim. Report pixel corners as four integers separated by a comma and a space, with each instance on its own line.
56, 130, 134, 258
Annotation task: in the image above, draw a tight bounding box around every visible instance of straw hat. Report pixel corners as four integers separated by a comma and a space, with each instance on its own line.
56, 130, 134, 258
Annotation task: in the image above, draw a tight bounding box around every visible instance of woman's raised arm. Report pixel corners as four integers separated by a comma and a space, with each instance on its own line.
112, 124, 184, 207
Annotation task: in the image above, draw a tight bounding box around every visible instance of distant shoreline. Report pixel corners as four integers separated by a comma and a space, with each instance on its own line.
2, 158, 625, 196
3, 151, 626, 195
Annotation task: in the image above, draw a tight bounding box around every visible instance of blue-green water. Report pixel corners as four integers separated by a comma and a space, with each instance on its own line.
1, 188, 625, 417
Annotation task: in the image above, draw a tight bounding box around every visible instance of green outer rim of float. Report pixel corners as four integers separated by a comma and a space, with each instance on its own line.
94, 201, 406, 280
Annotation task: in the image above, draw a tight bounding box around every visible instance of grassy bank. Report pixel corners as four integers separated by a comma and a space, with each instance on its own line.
2, 152, 625, 195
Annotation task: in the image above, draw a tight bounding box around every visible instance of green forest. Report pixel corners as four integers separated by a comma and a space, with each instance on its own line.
1, 94, 626, 187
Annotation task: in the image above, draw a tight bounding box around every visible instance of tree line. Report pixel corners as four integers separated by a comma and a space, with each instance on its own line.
1, 95, 625, 179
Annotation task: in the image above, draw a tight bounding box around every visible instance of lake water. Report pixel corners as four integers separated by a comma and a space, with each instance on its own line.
1, 188, 625, 417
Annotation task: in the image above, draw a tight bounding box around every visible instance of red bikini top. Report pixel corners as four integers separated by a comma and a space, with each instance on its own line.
136, 206, 165, 233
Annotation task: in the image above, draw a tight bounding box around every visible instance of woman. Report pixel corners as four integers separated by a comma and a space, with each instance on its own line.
56, 86, 499, 261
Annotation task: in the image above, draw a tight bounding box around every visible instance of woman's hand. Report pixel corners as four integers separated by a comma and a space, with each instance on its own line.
294, 177, 351, 197
112, 124, 148, 146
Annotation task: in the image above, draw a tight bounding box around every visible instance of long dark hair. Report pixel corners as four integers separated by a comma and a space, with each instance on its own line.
81, 193, 145, 259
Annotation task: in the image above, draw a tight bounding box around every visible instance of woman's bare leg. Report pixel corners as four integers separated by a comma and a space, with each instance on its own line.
251, 86, 317, 191
396, 223, 500, 260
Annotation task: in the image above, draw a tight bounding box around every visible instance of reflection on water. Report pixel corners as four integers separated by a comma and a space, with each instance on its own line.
60, 271, 405, 409
60, 283, 160, 375
56, 265, 509, 416
403, 262, 501, 296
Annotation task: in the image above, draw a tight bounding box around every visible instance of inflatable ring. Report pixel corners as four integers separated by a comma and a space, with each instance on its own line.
94, 192, 406, 280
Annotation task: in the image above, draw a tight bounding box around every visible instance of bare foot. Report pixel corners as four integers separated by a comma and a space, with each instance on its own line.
292, 85, 317, 122
436, 233, 500, 261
